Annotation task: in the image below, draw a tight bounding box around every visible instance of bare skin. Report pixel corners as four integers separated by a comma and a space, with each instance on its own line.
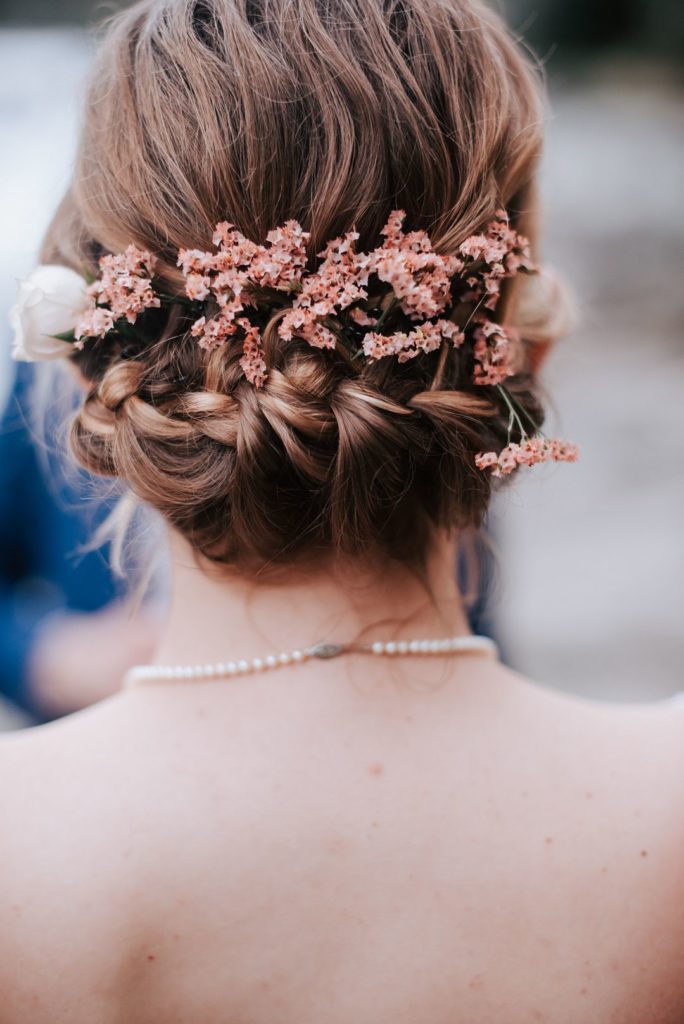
0, 533, 682, 1024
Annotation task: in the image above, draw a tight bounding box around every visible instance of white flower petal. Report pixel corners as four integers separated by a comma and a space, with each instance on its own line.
9, 265, 89, 362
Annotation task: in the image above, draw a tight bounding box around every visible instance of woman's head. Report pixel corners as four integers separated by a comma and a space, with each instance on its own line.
43, 0, 559, 569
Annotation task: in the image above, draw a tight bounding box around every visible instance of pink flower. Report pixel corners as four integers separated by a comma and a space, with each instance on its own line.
249, 220, 310, 292
548, 439, 580, 464
175, 212, 536, 386
179, 221, 311, 332
184, 273, 211, 301
75, 245, 160, 339
71, 212, 540, 391
90, 245, 160, 324
475, 437, 580, 477
237, 318, 267, 387
190, 312, 238, 351
458, 210, 534, 312
74, 306, 116, 344
367, 210, 463, 322
363, 318, 464, 363
380, 210, 407, 248
211, 222, 261, 265
472, 320, 514, 387
177, 248, 218, 276
474, 452, 499, 471
190, 316, 207, 338
276, 230, 370, 349
279, 306, 337, 349
439, 320, 466, 346
498, 445, 521, 474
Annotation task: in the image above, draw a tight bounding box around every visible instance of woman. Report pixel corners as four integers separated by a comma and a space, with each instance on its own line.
2, 1, 682, 1021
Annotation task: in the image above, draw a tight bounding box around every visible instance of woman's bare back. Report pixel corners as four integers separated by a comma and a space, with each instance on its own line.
1, 658, 682, 1024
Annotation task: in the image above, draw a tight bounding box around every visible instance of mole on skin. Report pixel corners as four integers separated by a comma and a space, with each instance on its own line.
368, 761, 384, 776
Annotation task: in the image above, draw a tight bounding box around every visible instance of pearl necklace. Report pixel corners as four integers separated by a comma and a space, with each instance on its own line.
123, 634, 498, 688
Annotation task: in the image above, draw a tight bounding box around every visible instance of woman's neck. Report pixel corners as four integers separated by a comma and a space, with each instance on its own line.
151, 532, 472, 667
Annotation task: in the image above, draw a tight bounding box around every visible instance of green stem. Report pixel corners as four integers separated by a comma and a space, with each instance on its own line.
157, 293, 197, 311
499, 384, 542, 435
496, 385, 527, 444
374, 296, 398, 330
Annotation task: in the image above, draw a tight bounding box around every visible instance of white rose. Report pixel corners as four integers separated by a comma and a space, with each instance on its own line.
10, 264, 90, 362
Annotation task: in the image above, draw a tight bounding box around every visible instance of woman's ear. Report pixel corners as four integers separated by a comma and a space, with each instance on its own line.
526, 339, 550, 374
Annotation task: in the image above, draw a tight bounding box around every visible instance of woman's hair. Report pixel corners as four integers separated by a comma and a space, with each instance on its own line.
43, 0, 561, 568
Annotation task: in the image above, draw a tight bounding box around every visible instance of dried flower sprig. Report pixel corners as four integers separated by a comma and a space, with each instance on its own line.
475, 438, 580, 477
474, 384, 578, 478
369, 209, 464, 321
459, 212, 534, 311
177, 219, 311, 381
363, 319, 464, 363
472, 319, 515, 387
74, 245, 160, 345
278, 229, 371, 351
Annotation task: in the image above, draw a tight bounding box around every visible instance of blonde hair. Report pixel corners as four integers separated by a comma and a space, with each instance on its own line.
43, 0, 564, 568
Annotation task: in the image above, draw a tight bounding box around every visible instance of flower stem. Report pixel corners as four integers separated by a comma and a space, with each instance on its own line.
496, 385, 527, 444
375, 296, 398, 329
157, 293, 196, 311
499, 384, 542, 435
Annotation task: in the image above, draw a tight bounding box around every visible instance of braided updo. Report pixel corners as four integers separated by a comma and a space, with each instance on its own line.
43, 0, 561, 568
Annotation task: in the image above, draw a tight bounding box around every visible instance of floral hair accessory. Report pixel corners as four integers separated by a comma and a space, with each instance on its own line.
9, 209, 577, 477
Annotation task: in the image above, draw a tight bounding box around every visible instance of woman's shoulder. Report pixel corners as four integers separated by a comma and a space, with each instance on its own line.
518, 668, 684, 768
538, 675, 684, 858
0, 696, 144, 888
503, 663, 684, 734
0, 695, 167, 1022
493, 666, 684, 842
495, 669, 684, 933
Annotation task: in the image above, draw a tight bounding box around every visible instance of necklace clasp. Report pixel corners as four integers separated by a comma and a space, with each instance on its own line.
309, 642, 347, 660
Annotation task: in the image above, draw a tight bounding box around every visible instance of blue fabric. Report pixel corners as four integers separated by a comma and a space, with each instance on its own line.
457, 533, 499, 647
0, 363, 121, 718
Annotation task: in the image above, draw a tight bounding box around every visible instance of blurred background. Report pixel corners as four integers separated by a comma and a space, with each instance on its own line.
0, 0, 682, 728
